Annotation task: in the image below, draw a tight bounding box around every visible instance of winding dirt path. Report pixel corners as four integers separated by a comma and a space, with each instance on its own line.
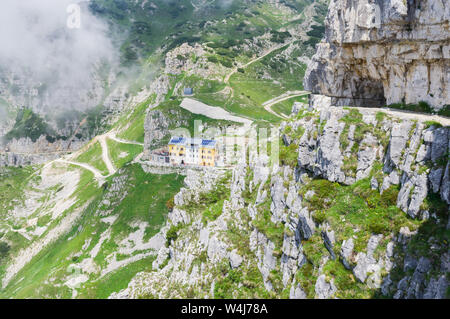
56, 159, 105, 181
108, 134, 144, 146
355, 106, 450, 126
223, 40, 297, 100
51, 131, 144, 182
224, 40, 296, 84
262, 91, 309, 119
98, 135, 116, 176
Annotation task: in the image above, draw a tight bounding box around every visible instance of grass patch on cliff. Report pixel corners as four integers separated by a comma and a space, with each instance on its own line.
387, 101, 433, 114
407, 193, 449, 258
115, 95, 156, 143
322, 259, 373, 299
295, 262, 317, 299
252, 198, 284, 248
179, 172, 231, 224
279, 142, 299, 168
338, 108, 390, 176
213, 259, 271, 299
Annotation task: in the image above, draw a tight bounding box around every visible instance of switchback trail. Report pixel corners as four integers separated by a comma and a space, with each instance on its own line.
262, 91, 309, 119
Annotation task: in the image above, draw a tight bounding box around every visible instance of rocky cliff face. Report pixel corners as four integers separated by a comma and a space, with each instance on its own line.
304, 0, 449, 110
112, 101, 449, 299
287, 100, 450, 213
0, 152, 61, 167
0, 133, 86, 167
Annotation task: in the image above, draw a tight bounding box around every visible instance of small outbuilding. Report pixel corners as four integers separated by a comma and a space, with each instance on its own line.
183, 88, 194, 96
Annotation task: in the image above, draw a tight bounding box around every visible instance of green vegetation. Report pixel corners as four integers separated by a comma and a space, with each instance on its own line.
247, 177, 284, 249
75, 141, 109, 176
322, 259, 371, 298
0, 0, 338, 299
225, 43, 308, 122
408, 193, 449, 258
293, 174, 449, 298
0, 164, 184, 298
424, 121, 443, 129
213, 259, 271, 299
180, 172, 231, 225
91, 0, 325, 123
300, 178, 422, 253
279, 122, 307, 168
166, 223, 184, 247
0, 167, 101, 298
252, 200, 285, 248
279, 142, 299, 168
0, 166, 36, 213
106, 164, 185, 242
0, 242, 10, 263
295, 262, 317, 298
388, 101, 450, 117
202, 199, 225, 225
80, 256, 155, 298
115, 95, 156, 143
89, 0, 322, 66
271, 95, 308, 117
4, 108, 52, 143
106, 138, 143, 169
338, 108, 390, 177
150, 97, 239, 150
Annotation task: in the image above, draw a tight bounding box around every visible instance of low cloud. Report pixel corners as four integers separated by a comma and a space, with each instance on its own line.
0, 0, 116, 114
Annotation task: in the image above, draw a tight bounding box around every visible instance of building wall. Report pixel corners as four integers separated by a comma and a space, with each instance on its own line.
199, 147, 216, 167
169, 143, 216, 166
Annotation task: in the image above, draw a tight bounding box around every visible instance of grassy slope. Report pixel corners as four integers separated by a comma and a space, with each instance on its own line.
107, 138, 143, 169
0, 164, 184, 298
172, 41, 311, 123
75, 142, 109, 176
271, 95, 308, 116
115, 95, 157, 143
0, 166, 39, 280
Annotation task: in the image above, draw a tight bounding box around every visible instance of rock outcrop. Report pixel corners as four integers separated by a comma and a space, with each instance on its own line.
304, 0, 450, 110
0, 152, 61, 167
113, 101, 448, 299
0, 135, 84, 167
289, 104, 450, 213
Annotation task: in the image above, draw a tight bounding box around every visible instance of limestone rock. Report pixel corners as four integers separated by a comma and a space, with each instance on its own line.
315, 275, 337, 299
229, 250, 243, 269
304, 0, 450, 110
290, 282, 307, 299
340, 238, 354, 270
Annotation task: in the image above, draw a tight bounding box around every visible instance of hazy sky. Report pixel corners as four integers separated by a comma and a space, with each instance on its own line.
0, 0, 115, 112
